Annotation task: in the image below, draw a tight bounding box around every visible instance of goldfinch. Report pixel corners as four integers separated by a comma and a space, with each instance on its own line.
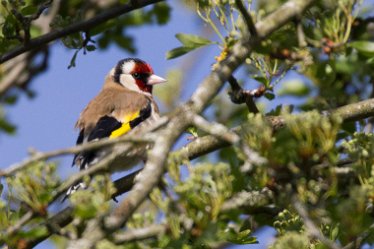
65, 58, 166, 198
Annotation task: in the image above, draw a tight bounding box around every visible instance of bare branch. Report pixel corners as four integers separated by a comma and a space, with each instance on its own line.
0, 116, 168, 177
331, 98, 374, 121
64, 0, 316, 247
4, 1, 317, 247
190, 113, 240, 144
296, 20, 307, 47
5, 211, 35, 237
0, 0, 59, 96
113, 224, 167, 243
293, 197, 342, 249
15, 54, 371, 249
0, 0, 164, 64
235, 0, 257, 37
221, 188, 276, 213
22, 207, 74, 249
0, 133, 154, 177
227, 75, 260, 113
19, 172, 141, 249
182, 97, 374, 162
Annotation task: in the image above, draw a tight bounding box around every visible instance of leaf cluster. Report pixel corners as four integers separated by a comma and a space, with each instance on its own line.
3, 0, 374, 248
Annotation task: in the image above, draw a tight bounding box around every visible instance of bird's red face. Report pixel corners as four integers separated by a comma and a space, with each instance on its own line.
113, 58, 166, 94
131, 61, 154, 93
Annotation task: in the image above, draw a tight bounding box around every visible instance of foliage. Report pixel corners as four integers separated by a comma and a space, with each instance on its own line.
0, 161, 60, 246
2, 0, 374, 248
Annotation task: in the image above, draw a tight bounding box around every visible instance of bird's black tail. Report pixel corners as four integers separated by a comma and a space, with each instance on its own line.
61, 182, 86, 202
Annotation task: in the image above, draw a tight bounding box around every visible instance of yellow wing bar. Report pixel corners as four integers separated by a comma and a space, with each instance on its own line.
109, 111, 140, 138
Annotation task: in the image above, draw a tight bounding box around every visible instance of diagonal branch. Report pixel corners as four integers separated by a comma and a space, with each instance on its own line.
182, 97, 374, 161
190, 113, 240, 144
0, 116, 168, 177
0, 0, 164, 64
6, 1, 317, 247
113, 224, 167, 243
66, 0, 316, 247
6, 90, 372, 247
293, 197, 342, 249
18, 94, 374, 247
0, 133, 154, 177
228, 75, 260, 113
235, 0, 257, 37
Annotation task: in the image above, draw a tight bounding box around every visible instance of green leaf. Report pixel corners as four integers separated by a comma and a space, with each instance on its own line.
331, 225, 339, 240
2, 15, 17, 38
113, 35, 135, 53
367, 57, 374, 64
20, 5, 38, 16
166, 33, 214, 59
186, 126, 198, 137
264, 92, 275, 100
68, 50, 79, 69
0, 118, 16, 134
278, 80, 310, 97
175, 33, 213, 47
152, 3, 171, 24
225, 228, 258, 245
85, 45, 96, 52
166, 46, 195, 59
349, 41, 374, 57
253, 76, 268, 86
3, 95, 18, 105
20, 227, 48, 239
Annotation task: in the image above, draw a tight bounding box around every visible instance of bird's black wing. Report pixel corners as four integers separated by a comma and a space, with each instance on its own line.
77, 116, 122, 170
73, 100, 152, 170
65, 101, 152, 201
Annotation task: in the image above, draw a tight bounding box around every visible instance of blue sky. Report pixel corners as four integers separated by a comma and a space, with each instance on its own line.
0, 2, 216, 169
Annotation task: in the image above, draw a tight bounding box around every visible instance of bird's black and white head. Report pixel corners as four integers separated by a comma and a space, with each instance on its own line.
110, 58, 166, 94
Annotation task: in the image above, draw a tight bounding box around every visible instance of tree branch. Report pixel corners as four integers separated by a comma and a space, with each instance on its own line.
227, 75, 260, 113
5, 94, 372, 248
0, 116, 168, 177
293, 197, 342, 249
190, 113, 240, 144
182, 98, 374, 162
25, 93, 373, 247
0, 133, 154, 177
113, 224, 167, 243
5, 1, 316, 247
235, 0, 257, 37
65, 0, 316, 247
0, 0, 164, 64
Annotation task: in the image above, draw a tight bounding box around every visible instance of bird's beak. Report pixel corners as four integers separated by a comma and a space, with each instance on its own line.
147, 74, 167, 85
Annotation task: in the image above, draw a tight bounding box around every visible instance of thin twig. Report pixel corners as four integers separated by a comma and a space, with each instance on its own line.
235, 0, 257, 37
5, 211, 35, 236
17, 172, 142, 249
7, 0, 317, 247
53, 151, 122, 202
228, 75, 260, 113
190, 113, 240, 144
296, 19, 307, 47
68, 1, 317, 247
113, 224, 167, 243
0, 116, 168, 177
221, 188, 275, 213
182, 97, 374, 162
293, 197, 342, 249
0, 0, 163, 64
0, 134, 153, 177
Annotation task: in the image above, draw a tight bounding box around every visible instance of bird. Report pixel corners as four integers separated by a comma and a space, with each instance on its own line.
64, 58, 167, 200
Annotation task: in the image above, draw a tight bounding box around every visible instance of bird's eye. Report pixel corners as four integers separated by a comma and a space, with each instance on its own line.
132, 73, 141, 79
